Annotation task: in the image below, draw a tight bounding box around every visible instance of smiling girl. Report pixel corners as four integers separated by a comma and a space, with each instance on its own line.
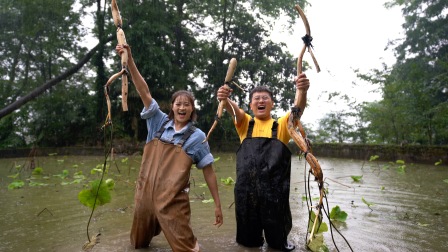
116, 44, 222, 252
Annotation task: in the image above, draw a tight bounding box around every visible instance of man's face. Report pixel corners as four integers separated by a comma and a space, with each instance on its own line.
250, 91, 273, 120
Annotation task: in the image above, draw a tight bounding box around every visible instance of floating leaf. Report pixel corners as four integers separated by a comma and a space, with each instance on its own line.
78, 180, 111, 209
220, 177, 235, 185
105, 178, 115, 190
330, 205, 347, 222
71, 178, 84, 184
73, 171, 85, 178
8, 173, 20, 179
8, 180, 25, 190
369, 155, 379, 161
91, 164, 108, 174
351, 175, 363, 182
91, 168, 103, 174
397, 165, 406, 173
396, 160, 405, 165
362, 197, 374, 211
32, 167, 43, 175
29, 181, 48, 187
53, 169, 69, 179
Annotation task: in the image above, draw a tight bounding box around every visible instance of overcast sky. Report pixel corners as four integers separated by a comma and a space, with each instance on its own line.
270, 1, 405, 128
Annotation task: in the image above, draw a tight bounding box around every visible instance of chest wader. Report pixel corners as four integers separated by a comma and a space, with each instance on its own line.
131, 123, 200, 252
235, 120, 292, 250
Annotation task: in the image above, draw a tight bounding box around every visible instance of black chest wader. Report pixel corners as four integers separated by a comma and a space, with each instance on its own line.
235, 120, 292, 249
130, 122, 200, 252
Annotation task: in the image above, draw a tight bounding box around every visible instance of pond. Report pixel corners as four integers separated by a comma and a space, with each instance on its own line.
0, 152, 447, 252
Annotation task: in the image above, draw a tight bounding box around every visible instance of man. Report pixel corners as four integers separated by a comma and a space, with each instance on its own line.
217, 74, 310, 251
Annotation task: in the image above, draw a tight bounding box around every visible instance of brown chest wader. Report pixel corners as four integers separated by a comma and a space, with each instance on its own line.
235, 120, 292, 250
131, 122, 200, 252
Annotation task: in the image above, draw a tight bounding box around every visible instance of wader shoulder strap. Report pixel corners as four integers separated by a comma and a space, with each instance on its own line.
177, 124, 197, 147
154, 118, 170, 139
271, 121, 278, 139
247, 119, 255, 138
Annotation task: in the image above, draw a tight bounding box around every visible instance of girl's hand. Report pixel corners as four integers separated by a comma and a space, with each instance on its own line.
214, 206, 223, 227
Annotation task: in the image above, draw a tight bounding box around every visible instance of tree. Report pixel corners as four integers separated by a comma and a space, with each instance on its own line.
103, 0, 309, 142
185, 0, 309, 140
1, 0, 312, 147
0, 0, 98, 147
357, 0, 448, 145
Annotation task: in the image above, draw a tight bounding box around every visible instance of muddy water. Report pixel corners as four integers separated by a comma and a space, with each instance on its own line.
0, 153, 447, 252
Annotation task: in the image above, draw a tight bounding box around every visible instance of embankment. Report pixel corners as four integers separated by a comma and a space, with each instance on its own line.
1, 142, 447, 165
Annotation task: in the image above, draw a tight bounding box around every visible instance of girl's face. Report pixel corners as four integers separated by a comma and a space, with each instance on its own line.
172, 95, 193, 126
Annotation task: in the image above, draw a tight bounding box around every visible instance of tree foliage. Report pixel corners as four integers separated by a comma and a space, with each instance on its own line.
356, 0, 448, 145
0, 0, 101, 147
1, 0, 310, 147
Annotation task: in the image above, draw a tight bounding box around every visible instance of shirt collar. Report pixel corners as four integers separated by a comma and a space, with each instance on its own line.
166, 120, 192, 134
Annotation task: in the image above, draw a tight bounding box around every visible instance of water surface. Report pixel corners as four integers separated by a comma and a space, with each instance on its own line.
0, 153, 447, 251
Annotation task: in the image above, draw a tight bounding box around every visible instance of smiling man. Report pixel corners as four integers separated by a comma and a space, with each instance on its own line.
217, 73, 310, 251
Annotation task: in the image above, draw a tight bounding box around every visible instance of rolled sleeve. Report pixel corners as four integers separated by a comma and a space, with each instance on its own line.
187, 131, 214, 169
140, 99, 160, 119
197, 152, 214, 169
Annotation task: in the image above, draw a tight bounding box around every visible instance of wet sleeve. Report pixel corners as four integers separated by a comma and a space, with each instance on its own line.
235, 113, 251, 142
140, 99, 167, 142
277, 111, 292, 145
189, 130, 214, 169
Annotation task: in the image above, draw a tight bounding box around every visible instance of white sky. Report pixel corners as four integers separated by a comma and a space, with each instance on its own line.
270, 1, 405, 128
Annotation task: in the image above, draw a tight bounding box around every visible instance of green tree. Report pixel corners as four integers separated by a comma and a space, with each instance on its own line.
102, 0, 309, 142
185, 0, 309, 141
358, 0, 448, 145
1, 0, 312, 147
0, 0, 98, 147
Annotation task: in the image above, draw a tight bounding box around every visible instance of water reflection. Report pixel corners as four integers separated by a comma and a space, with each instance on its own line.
0, 154, 447, 251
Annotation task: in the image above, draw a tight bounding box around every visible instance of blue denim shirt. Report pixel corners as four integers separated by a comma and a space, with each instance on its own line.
140, 99, 214, 169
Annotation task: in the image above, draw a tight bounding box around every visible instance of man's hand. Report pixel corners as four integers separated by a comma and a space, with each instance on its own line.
295, 73, 310, 93
217, 85, 232, 101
